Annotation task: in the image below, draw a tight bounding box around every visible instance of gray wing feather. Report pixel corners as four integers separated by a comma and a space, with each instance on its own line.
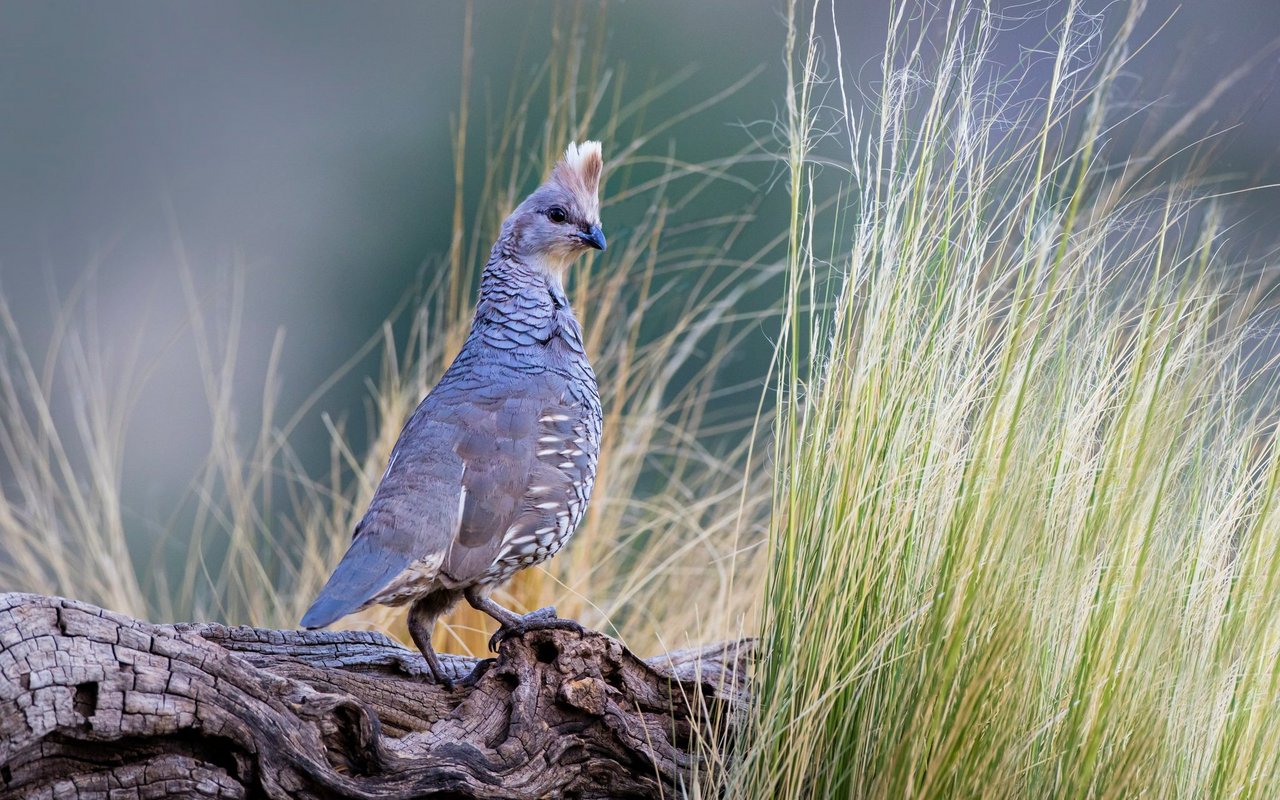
301, 404, 466, 628
301, 371, 554, 625
440, 393, 542, 584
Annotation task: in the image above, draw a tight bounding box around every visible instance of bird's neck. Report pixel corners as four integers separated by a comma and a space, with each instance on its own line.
477, 251, 565, 303
472, 253, 579, 348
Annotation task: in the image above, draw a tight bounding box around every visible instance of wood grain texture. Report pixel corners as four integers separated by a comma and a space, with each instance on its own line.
0, 593, 751, 799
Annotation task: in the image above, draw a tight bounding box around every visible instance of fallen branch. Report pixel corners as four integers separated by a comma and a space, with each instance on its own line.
0, 593, 751, 799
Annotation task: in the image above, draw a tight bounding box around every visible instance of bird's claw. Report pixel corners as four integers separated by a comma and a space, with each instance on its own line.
522, 616, 586, 637
455, 657, 496, 688
422, 656, 454, 689
488, 627, 508, 653
488, 609, 585, 652
423, 668, 454, 690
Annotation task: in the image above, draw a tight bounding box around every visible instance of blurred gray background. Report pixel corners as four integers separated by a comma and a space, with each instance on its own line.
0, 0, 1277, 525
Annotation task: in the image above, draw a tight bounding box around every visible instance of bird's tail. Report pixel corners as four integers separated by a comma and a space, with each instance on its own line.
300, 528, 411, 629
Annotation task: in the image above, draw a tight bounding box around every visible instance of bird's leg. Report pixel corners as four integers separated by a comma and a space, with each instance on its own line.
462, 585, 524, 626
407, 596, 453, 688
463, 586, 525, 651
463, 587, 586, 652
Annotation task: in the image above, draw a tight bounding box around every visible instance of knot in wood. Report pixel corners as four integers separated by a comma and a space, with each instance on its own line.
558, 676, 608, 715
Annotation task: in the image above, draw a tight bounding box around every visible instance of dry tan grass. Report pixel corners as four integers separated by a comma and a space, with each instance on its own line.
0, 5, 775, 667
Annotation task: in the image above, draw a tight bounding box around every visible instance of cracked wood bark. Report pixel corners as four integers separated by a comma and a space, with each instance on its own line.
0, 593, 751, 799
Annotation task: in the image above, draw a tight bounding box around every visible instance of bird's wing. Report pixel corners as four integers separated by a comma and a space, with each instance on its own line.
302, 370, 571, 626
300, 400, 468, 628
439, 392, 548, 585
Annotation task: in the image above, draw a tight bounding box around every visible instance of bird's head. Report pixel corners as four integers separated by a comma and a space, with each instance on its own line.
505, 141, 606, 277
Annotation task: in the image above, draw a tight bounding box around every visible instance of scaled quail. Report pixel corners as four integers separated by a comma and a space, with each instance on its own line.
301, 142, 607, 685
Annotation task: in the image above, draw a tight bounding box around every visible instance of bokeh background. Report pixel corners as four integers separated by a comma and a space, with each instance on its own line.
0, 0, 1277, 608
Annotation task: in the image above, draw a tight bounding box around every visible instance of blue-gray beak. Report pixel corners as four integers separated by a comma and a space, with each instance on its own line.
578, 225, 607, 251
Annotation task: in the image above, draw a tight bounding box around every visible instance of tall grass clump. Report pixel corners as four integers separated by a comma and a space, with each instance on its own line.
736, 1, 1280, 797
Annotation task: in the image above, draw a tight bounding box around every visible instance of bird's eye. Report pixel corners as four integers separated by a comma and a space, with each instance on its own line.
546, 206, 568, 224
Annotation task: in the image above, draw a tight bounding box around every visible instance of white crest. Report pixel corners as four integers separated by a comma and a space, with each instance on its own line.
563, 141, 602, 179
550, 140, 604, 216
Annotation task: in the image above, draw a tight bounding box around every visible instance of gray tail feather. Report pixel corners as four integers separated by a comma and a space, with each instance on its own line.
300, 594, 356, 630
300, 531, 408, 629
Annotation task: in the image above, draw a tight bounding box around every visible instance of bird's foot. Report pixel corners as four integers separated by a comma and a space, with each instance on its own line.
488, 608, 586, 652
524, 605, 558, 623
420, 650, 456, 689
488, 606, 555, 651
425, 664, 455, 691
454, 657, 496, 689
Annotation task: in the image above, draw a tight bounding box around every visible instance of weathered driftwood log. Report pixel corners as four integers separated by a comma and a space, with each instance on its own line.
0, 593, 751, 799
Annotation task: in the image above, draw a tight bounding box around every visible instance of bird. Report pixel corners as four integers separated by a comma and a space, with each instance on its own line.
300, 141, 606, 686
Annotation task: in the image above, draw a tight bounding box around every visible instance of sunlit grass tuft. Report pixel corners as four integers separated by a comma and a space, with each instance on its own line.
733, 1, 1280, 797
